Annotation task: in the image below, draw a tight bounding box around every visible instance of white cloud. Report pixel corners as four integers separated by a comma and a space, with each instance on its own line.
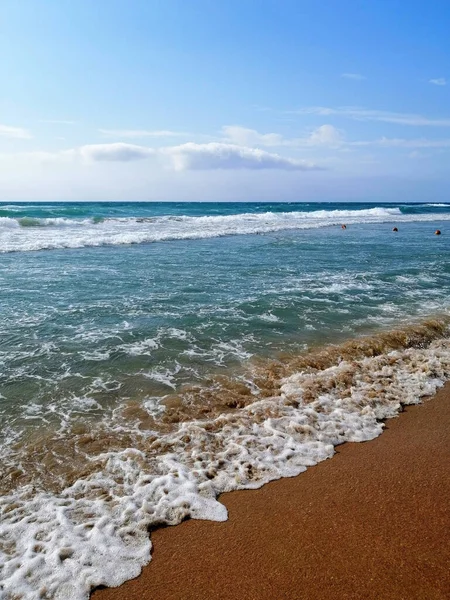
307, 124, 344, 146
223, 123, 450, 153
162, 142, 321, 171
341, 73, 366, 80
79, 143, 155, 162
221, 125, 284, 147
222, 124, 343, 148
18, 141, 321, 171
429, 78, 447, 86
0, 124, 32, 139
369, 137, 450, 148
99, 129, 188, 138
222, 125, 448, 153
293, 106, 450, 126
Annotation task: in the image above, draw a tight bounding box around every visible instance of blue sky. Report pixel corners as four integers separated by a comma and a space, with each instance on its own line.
1, 0, 449, 201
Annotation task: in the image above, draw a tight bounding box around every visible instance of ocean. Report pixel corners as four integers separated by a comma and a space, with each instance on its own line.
1, 201, 450, 599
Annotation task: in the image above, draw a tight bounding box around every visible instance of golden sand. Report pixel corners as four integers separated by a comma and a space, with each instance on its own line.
93, 382, 450, 600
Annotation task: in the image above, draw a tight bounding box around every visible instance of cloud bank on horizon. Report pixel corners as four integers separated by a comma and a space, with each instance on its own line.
46, 141, 322, 171
0, 0, 449, 201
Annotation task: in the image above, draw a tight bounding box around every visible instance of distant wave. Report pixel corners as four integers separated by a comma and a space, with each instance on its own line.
1, 207, 449, 253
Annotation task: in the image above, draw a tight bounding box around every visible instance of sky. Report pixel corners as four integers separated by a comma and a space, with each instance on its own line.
1, 0, 449, 202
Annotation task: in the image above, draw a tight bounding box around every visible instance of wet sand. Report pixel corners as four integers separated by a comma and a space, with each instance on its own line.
94, 383, 450, 600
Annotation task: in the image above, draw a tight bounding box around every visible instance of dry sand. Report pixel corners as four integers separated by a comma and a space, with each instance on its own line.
94, 383, 450, 600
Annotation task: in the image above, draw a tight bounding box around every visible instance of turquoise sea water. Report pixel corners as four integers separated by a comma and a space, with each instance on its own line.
1, 201, 450, 599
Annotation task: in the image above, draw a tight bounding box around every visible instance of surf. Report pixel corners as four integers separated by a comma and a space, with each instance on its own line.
1, 205, 449, 253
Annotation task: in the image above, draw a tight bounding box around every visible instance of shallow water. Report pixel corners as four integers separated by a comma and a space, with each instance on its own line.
1, 201, 450, 599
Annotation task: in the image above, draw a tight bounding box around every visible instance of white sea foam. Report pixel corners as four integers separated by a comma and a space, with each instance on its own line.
1, 207, 449, 253
118, 337, 159, 356
182, 337, 255, 365
1, 337, 450, 599
78, 350, 111, 361
259, 312, 280, 322
142, 363, 182, 389
117, 329, 193, 357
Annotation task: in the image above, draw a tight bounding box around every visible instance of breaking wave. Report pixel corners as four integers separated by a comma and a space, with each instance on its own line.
1, 206, 449, 253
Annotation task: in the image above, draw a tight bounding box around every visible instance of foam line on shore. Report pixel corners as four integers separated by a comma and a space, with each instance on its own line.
1, 319, 450, 598
93, 382, 450, 600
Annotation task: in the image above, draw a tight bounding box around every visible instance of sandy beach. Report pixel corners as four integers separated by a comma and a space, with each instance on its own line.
93, 383, 450, 600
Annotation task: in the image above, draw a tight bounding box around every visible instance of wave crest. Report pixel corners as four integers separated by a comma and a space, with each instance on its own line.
1, 206, 448, 253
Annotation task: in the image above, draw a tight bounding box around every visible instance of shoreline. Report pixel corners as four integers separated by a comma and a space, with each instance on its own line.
94, 382, 450, 600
